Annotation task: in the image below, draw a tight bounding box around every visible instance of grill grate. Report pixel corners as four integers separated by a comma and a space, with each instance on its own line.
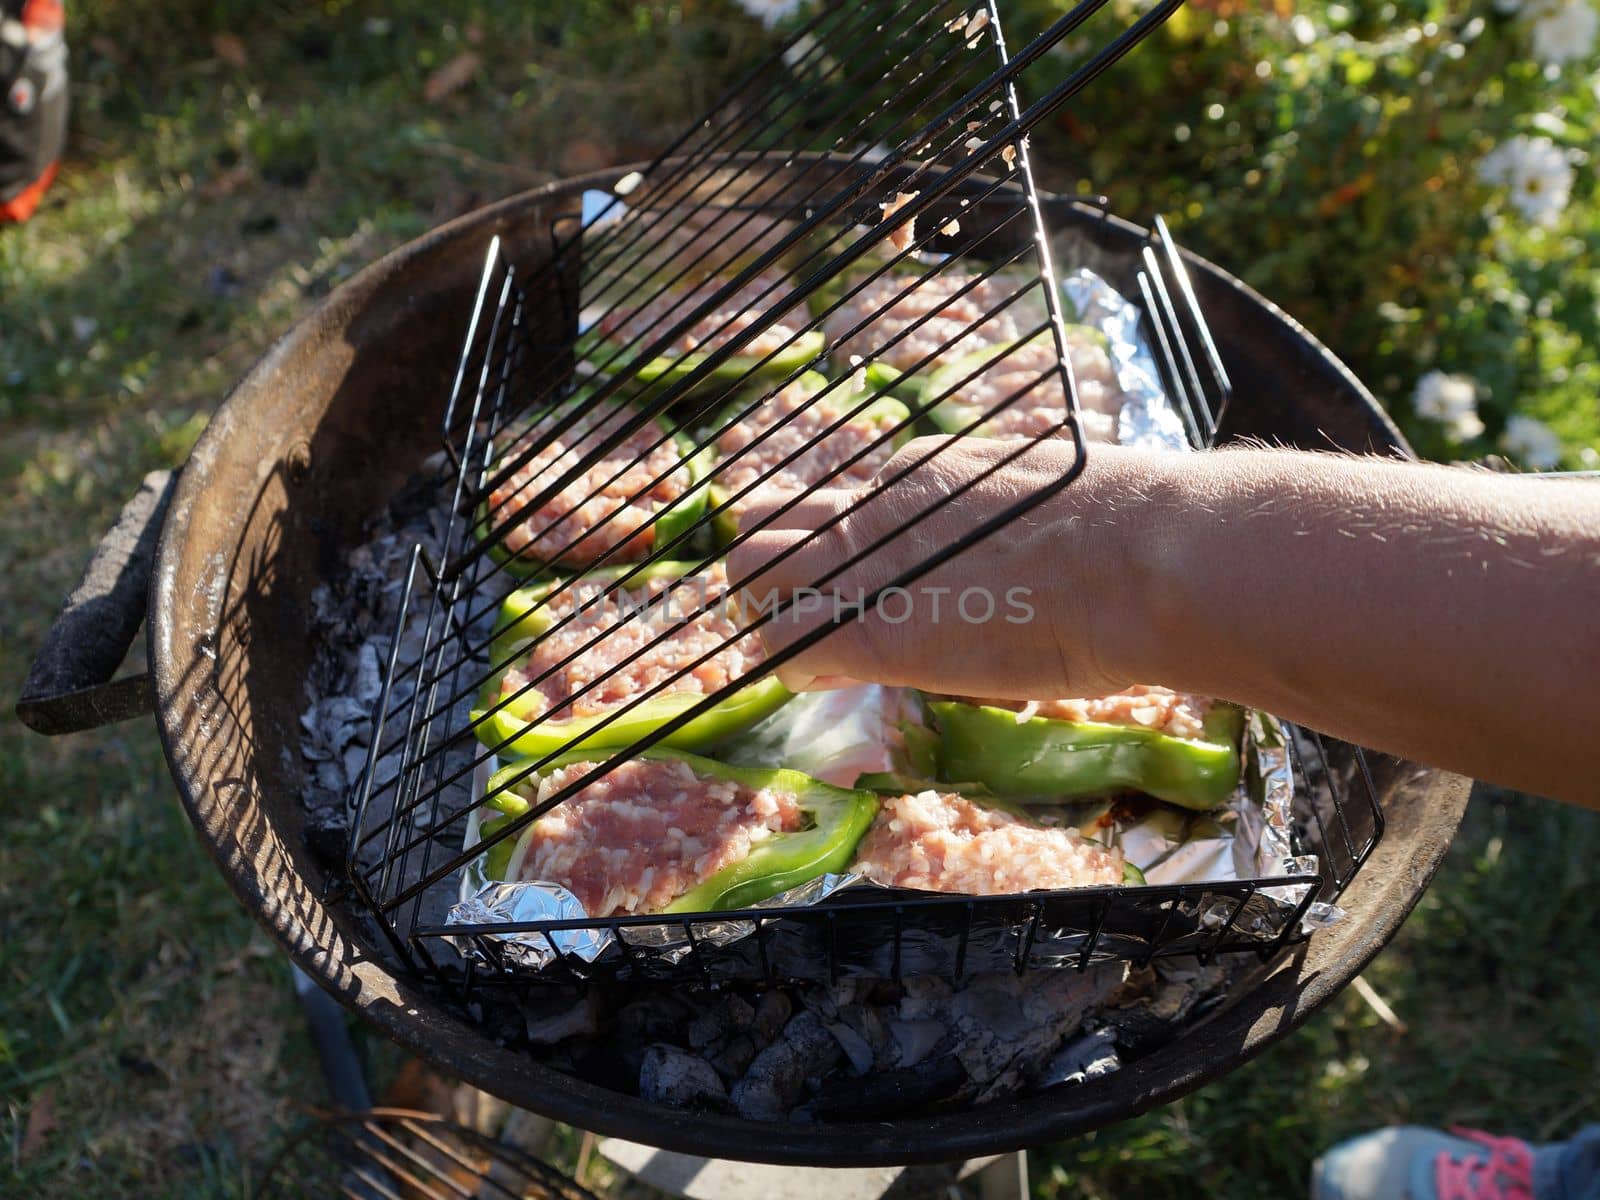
255, 1109, 597, 1200
340, 0, 1384, 993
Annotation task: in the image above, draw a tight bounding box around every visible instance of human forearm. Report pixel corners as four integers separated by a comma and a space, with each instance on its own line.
1108, 447, 1600, 804
731, 438, 1600, 805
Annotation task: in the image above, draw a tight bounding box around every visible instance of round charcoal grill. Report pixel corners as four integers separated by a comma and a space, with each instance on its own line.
17, 165, 1471, 1165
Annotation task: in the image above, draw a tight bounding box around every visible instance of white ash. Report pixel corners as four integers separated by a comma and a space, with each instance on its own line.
297, 462, 509, 940
520, 957, 1241, 1123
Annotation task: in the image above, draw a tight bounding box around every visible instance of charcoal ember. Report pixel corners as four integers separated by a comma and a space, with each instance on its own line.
835, 1002, 889, 1060
905, 964, 1128, 1104
640, 1044, 728, 1108
1100, 958, 1228, 1054
897, 975, 952, 1019
730, 1011, 842, 1121
813, 1054, 966, 1121
704, 1030, 763, 1082
687, 992, 755, 1049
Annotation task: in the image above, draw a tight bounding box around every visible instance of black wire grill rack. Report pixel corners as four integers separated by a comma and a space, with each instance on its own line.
254, 1109, 597, 1200
339, 0, 1385, 994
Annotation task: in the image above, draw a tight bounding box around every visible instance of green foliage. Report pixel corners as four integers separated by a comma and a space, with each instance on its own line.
1004, 0, 1600, 467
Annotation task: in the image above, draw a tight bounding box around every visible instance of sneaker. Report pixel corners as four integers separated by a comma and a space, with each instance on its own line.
1311, 1126, 1537, 1200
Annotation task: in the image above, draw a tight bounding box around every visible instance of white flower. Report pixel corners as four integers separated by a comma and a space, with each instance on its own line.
1501, 414, 1565, 468
1412, 371, 1486, 440
1477, 135, 1575, 227
734, 0, 804, 28
1524, 0, 1598, 65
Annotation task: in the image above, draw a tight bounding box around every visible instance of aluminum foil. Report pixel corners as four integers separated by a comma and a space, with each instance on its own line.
446, 689, 1336, 975
1061, 267, 1191, 452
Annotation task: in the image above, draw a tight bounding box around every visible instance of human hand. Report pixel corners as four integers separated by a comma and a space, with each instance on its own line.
727, 436, 1162, 699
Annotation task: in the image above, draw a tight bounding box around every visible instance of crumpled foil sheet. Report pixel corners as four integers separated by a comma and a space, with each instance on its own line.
447, 689, 1338, 976
1061, 267, 1192, 453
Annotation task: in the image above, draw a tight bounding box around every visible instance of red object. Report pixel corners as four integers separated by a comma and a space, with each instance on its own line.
1434, 1127, 1536, 1200
0, 156, 55, 221
21, 0, 64, 34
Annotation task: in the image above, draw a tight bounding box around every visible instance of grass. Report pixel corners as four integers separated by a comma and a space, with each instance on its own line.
3, 3, 1597, 1197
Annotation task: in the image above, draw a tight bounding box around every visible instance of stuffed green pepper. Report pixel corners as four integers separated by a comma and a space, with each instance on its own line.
479, 395, 712, 576
475, 749, 878, 915
580, 266, 826, 399
473, 559, 791, 759
705, 370, 913, 542
930, 689, 1245, 810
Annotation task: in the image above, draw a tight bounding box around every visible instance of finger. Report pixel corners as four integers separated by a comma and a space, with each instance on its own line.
735, 487, 855, 537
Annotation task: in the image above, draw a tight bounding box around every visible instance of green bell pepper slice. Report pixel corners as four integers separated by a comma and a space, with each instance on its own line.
576, 325, 827, 402
473, 560, 792, 759
475, 395, 714, 578
703, 371, 915, 544
476, 749, 879, 913
929, 699, 1244, 810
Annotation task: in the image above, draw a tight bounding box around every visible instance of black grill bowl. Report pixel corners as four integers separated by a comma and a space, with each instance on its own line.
149, 163, 1469, 1165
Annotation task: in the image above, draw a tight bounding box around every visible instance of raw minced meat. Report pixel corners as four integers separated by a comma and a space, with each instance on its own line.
948, 330, 1118, 444
713, 376, 902, 509
486, 402, 692, 568
979, 686, 1216, 742
595, 268, 809, 362
507, 757, 804, 916
497, 561, 765, 721
822, 270, 1124, 440
853, 790, 1123, 895
823, 271, 1027, 372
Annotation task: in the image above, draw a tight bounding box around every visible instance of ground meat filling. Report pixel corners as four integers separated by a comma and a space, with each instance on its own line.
487, 403, 692, 568
498, 562, 766, 721
853, 791, 1123, 895
822, 271, 1124, 441
713, 376, 901, 510
823, 272, 1026, 370
955, 329, 1119, 444
595, 268, 810, 362
509, 758, 805, 917
970, 686, 1216, 742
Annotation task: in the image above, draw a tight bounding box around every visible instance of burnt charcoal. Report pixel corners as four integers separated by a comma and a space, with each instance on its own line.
1034, 1026, 1120, 1090
730, 1011, 842, 1121
825, 1020, 875, 1076
750, 990, 792, 1041
885, 1018, 945, 1069
640, 1044, 728, 1109
523, 992, 601, 1045
812, 1055, 966, 1121
617, 993, 693, 1044
687, 992, 756, 1049
301, 804, 349, 867
704, 1030, 762, 1082
835, 1002, 889, 1055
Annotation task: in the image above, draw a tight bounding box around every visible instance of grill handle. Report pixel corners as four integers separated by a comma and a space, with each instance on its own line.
15, 469, 176, 735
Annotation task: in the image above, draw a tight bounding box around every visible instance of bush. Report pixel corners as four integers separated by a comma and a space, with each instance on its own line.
759, 0, 1600, 468
1021, 0, 1600, 469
